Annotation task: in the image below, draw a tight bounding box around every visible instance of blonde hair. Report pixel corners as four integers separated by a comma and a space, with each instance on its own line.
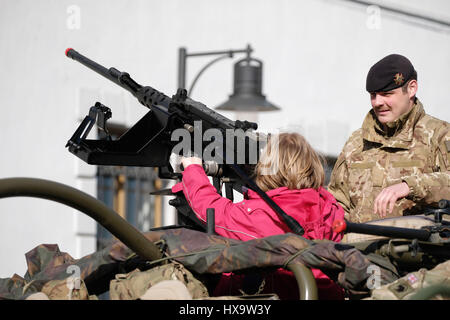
255, 132, 325, 192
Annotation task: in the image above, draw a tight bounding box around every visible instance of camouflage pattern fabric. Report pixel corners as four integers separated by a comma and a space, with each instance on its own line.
0, 228, 400, 299
365, 260, 450, 300
329, 99, 450, 223
156, 228, 399, 296
0, 241, 138, 300
40, 277, 90, 300
109, 262, 209, 300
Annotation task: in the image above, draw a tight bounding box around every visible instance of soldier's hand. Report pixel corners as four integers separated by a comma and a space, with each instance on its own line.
374, 182, 410, 217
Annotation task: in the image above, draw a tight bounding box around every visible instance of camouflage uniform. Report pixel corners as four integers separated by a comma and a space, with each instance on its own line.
328, 99, 450, 223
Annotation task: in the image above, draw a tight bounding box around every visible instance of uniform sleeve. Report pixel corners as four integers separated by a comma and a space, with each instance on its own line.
402, 125, 450, 203
327, 152, 353, 216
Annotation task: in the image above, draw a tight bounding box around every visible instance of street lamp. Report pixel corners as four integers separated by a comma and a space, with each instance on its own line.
177, 44, 279, 122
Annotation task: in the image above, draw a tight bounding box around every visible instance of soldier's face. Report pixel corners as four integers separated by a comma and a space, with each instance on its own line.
370, 81, 417, 124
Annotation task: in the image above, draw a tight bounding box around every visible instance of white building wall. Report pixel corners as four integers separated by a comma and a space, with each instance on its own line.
0, 0, 449, 278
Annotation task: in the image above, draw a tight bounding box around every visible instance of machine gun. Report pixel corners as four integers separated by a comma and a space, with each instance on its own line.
65, 48, 305, 236
332, 199, 450, 271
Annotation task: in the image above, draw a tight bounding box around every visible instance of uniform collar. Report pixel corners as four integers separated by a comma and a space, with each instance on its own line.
361, 98, 425, 149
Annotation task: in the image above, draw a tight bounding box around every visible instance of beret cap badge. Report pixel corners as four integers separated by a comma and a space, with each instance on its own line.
393, 73, 405, 86
366, 54, 416, 92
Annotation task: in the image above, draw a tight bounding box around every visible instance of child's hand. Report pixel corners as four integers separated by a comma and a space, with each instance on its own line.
181, 157, 203, 170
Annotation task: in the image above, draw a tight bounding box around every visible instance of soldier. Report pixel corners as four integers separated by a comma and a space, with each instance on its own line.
328, 54, 449, 223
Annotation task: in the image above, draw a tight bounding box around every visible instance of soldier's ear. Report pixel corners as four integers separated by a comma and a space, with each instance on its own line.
407, 80, 418, 99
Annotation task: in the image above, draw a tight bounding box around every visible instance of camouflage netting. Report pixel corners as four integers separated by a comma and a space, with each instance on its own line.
156, 228, 400, 296
0, 228, 400, 300
0, 240, 135, 300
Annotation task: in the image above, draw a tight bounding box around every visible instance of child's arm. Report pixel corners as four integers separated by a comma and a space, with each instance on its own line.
180, 160, 233, 224
179, 158, 259, 240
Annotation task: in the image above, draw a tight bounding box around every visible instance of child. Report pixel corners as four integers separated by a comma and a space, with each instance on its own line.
173, 132, 345, 299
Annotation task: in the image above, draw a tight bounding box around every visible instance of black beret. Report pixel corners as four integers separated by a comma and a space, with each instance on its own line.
366, 54, 417, 92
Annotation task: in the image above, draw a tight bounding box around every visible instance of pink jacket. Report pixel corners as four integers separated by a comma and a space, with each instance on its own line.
172, 164, 346, 299
172, 164, 344, 242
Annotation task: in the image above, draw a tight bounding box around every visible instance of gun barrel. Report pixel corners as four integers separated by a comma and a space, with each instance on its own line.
333, 219, 431, 241
66, 48, 125, 89
66, 48, 172, 111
